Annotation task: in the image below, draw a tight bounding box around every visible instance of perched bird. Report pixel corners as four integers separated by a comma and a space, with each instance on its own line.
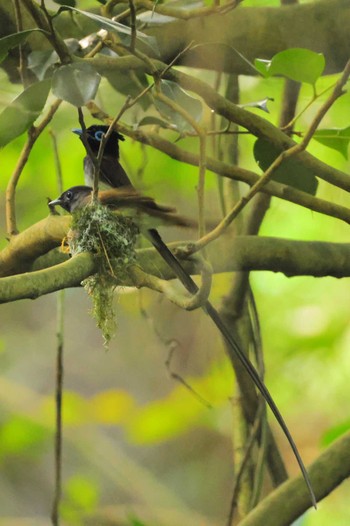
49, 168, 316, 506
72, 125, 132, 188
49, 185, 194, 229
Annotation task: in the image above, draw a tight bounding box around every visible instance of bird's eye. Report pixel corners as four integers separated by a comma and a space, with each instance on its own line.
66, 191, 73, 200
94, 130, 104, 141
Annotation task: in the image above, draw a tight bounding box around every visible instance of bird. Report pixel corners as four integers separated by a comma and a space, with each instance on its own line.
72, 125, 132, 188
51, 125, 317, 507
48, 185, 194, 229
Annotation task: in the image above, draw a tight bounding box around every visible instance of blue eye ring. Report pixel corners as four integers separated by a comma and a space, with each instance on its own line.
94, 130, 105, 141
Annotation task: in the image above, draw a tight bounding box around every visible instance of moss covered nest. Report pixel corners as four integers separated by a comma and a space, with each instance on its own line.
69, 202, 139, 272
68, 202, 139, 346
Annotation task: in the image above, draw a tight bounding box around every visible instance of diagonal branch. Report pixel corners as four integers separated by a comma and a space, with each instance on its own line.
239, 432, 350, 526
103, 0, 241, 19
5, 99, 62, 237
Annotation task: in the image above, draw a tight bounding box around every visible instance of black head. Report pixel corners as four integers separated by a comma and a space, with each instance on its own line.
72, 125, 125, 157
49, 186, 93, 214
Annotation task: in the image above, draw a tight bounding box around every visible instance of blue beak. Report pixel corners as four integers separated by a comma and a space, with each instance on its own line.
72, 128, 83, 136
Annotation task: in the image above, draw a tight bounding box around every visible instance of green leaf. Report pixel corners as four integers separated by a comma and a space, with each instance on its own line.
321, 420, 350, 447
55, 6, 159, 55
313, 127, 350, 159
0, 79, 51, 148
136, 115, 173, 129
0, 416, 48, 457
28, 39, 80, 81
254, 59, 270, 78
106, 69, 150, 110
255, 48, 325, 85
28, 50, 58, 81
52, 62, 101, 106
253, 138, 318, 195
0, 29, 47, 64
154, 80, 203, 132
64, 475, 99, 510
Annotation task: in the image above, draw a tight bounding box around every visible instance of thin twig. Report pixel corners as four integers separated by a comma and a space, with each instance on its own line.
51, 289, 64, 526
139, 292, 212, 409
165, 345, 212, 409
21, 0, 71, 64
49, 130, 64, 194
50, 131, 65, 526
227, 401, 265, 525
248, 291, 267, 509
105, 38, 196, 118
281, 82, 335, 132
5, 99, 62, 237
84, 41, 104, 59
97, 226, 116, 277
153, 90, 207, 238
13, 0, 28, 87
128, 0, 137, 52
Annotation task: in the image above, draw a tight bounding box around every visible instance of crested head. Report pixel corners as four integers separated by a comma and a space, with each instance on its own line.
72, 125, 125, 157
49, 186, 93, 213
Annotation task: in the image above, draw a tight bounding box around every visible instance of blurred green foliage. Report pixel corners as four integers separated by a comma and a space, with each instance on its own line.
61, 475, 99, 525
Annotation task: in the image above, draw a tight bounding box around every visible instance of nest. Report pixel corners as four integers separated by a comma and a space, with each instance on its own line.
68, 202, 139, 346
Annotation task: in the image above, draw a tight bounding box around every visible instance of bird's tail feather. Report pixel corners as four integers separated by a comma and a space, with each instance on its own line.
147, 227, 316, 509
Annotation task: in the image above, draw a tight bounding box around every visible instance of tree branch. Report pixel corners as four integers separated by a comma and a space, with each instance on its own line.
87, 55, 350, 194
0, 215, 70, 277
239, 432, 350, 526
82, 106, 350, 227
5, 99, 62, 237
21, 0, 71, 64
1, 1, 350, 80
193, 59, 350, 252
2, 217, 350, 302
145, 0, 350, 75
105, 0, 241, 20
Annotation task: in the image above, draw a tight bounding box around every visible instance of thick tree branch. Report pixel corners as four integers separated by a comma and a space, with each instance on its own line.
1, 1, 349, 78
239, 432, 350, 526
2, 215, 350, 302
0, 252, 96, 303
0, 215, 70, 277
146, 0, 350, 76
105, 0, 241, 20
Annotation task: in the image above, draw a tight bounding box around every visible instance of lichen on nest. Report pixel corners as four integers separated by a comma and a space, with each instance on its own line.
69, 202, 139, 270
67, 202, 139, 346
